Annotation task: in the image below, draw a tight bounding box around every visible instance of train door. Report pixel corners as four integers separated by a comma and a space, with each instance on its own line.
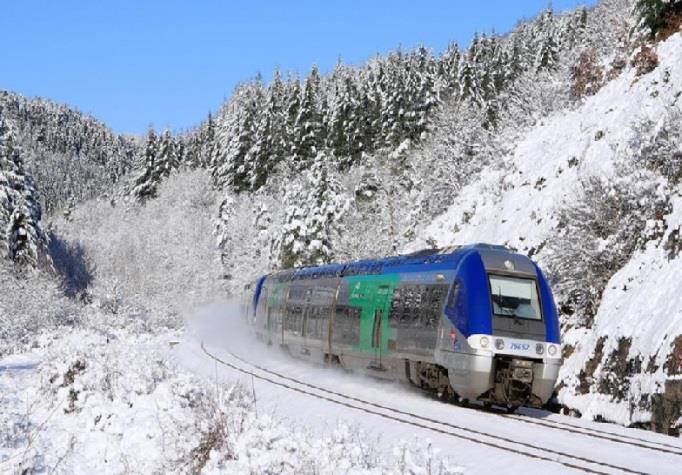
301, 287, 313, 355
369, 284, 392, 370
264, 281, 287, 346
347, 275, 400, 370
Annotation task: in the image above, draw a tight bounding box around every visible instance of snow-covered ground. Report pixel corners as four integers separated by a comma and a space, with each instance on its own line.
6, 302, 682, 474
0, 311, 461, 474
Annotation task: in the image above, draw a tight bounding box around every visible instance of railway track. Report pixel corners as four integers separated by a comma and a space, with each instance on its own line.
504, 413, 682, 455
218, 343, 682, 457
199, 342, 674, 474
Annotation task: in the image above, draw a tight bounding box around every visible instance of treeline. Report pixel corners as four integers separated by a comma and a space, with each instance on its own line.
206, 7, 593, 194
0, 91, 138, 214
129, 5, 596, 202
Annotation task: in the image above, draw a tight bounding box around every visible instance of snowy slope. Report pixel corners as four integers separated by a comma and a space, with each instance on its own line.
413, 33, 681, 254
409, 32, 682, 428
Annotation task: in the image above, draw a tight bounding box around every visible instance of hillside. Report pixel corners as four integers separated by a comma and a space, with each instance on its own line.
412, 31, 682, 432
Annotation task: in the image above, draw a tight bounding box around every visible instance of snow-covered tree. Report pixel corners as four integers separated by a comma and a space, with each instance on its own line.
327, 67, 363, 166
545, 167, 669, 328
212, 81, 264, 191
635, 0, 682, 39
534, 10, 560, 71
131, 127, 161, 201
274, 152, 348, 268
633, 107, 682, 184
439, 42, 461, 93
249, 70, 287, 190
291, 66, 324, 165
0, 117, 50, 269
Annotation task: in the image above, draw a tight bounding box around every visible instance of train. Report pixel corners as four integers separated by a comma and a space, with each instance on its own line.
244, 243, 561, 409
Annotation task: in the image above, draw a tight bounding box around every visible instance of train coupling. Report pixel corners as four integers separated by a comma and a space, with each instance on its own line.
510, 358, 534, 383
492, 356, 537, 406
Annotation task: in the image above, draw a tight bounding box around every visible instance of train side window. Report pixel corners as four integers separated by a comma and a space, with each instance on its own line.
419, 286, 434, 328
391, 287, 407, 324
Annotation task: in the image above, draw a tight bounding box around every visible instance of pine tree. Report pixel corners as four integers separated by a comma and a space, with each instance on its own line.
248, 70, 287, 190
381, 51, 408, 147
0, 119, 14, 255
409, 46, 440, 140
212, 81, 263, 191
291, 66, 324, 165
357, 66, 383, 158
534, 10, 560, 71
275, 152, 348, 268
327, 67, 363, 166
0, 117, 50, 269
201, 112, 216, 168
439, 42, 461, 94
156, 129, 179, 174
457, 46, 479, 102
131, 127, 160, 201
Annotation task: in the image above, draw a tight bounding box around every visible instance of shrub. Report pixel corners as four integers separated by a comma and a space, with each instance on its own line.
571, 50, 605, 99
633, 108, 682, 184
631, 45, 659, 76
545, 168, 669, 329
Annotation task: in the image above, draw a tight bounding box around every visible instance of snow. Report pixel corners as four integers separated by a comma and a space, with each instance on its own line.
414, 32, 682, 255
0, 321, 463, 474
559, 193, 682, 425
3, 6, 682, 474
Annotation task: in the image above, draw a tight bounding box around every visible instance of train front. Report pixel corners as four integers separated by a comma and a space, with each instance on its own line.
436, 245, 561, 408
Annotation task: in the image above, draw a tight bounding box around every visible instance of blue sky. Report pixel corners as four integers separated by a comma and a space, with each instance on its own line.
1, 1, 595, 135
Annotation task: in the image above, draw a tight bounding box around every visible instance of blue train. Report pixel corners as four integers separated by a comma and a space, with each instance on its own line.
245, 243, 561, 408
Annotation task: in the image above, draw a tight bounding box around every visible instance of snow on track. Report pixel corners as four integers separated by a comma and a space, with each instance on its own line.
174, 309, 682, 474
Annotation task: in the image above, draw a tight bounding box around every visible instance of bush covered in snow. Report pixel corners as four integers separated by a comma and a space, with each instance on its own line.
51, 169, 225, 325
634, 106, 682, 184
545, 166, 670, 329
1, 330, 461, 474
0, 263, 81, 358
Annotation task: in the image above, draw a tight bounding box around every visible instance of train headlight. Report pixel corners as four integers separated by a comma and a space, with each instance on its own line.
480, 336, 490, 348
548, 344, 558, 356
494, 338, 505, 350
535, 343, 545, 355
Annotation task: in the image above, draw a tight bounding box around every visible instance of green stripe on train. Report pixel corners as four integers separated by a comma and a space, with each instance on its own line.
346, 274, 400, 355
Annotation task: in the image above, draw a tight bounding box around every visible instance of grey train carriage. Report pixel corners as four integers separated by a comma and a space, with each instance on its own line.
246, 244, 561, 408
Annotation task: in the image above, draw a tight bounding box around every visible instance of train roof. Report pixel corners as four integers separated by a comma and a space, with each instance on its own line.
267, 243, 520, 282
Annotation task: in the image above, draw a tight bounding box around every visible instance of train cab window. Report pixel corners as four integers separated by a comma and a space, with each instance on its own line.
447, 283, 459, 310
489, 274, 542, 321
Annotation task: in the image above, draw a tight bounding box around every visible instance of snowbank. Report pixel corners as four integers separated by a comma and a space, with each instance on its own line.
0, 327, 461, 474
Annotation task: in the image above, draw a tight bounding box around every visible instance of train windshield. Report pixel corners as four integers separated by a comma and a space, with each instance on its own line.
488, 275, 542, 321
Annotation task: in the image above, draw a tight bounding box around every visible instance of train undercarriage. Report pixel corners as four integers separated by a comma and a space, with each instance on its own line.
402, 355, 551, 409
